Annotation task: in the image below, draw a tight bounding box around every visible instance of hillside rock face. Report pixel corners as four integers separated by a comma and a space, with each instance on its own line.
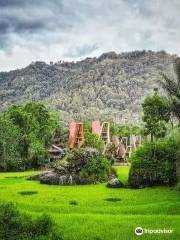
0, 50, 176, 123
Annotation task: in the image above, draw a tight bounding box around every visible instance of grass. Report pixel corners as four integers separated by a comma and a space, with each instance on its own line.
0, 167, 180, 240
115, 165, 130, 184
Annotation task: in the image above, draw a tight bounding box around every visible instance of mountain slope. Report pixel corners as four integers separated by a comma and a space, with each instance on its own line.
0, 50, 176, 123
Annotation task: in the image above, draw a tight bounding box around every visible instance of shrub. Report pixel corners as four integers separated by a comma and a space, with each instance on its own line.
80, 156, 111, 183
0, 203, 61, 240
54, 148, 112, 184
61, 147, 101, 173
128, 139, 179, 188
110, 123, 142, 137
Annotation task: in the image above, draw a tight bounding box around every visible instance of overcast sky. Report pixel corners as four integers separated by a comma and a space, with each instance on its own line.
0, 0, 180, 71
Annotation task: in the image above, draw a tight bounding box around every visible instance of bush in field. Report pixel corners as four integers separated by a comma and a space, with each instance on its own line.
166, 128, 180, 182
61, 148, 101, 173
128, 139, 179, 188
54, 148, 112, 184
0, 203, 61, 240
80, 156, 111, 183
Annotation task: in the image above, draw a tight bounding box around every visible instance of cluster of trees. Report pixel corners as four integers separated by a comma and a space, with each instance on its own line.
129, 58, 180, 188
142, 58, 180, 140
0, 50, 174, 123
0, 103, 58, 171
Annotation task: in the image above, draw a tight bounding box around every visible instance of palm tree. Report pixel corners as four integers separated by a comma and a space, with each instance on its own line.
161, 58, 180, 122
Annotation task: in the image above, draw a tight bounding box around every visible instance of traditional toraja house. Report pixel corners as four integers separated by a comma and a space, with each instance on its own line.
48, 144, 65, 161
47, 120, 142, 165
92, 121, 101, 136
68, 121, 84, 148
48, 130, 66, 161
110, 136, 127, 164
92, 121, 110, 144
111, 135, 142, 164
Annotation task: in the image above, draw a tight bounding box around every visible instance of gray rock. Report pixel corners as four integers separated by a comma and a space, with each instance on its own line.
106, 178, 124, 188
38, 171, 72, 185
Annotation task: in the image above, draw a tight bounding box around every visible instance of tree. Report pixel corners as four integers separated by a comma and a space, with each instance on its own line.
0, 117, 21, 171
161, 58, 180, 122
142, 89, 170, 141
110, 122, 142, 137
3, 102, 58, 170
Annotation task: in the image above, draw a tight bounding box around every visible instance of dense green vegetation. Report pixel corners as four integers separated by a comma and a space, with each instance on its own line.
0, 103, 58, 171
129, 88, 180, 188
142, 89, 170, 140
84, 131, 105, 153
110, 123, 142, 137
0, 168, 179, 240
129, 137, 179, 188
80, 155, 111, 183
0, 203, 60, 240
129, 58, 180, 188
0, 55, 179, 239
54, 148, 112, 184
0, 51, 175, 122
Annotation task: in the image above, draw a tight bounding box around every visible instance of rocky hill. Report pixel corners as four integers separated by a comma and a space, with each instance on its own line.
0, 50, 177, 123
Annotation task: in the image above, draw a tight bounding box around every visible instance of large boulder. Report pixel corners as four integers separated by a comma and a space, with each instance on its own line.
30, 171, 91, 185
36, 171, 74, 185
106, 178, 124, 188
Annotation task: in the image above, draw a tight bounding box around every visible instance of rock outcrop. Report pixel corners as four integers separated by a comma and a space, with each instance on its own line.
106, 178, 124, 188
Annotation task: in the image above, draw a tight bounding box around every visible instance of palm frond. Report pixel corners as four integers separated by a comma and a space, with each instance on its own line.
160, 58, 180, 121
160, 73, 180, 98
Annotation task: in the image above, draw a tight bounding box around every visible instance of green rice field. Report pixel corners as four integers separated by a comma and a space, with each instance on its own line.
0, 166, 179, 240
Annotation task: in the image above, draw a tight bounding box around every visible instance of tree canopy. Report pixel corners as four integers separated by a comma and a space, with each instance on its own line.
142, 90, 170, 140
0, 102, 58, 171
